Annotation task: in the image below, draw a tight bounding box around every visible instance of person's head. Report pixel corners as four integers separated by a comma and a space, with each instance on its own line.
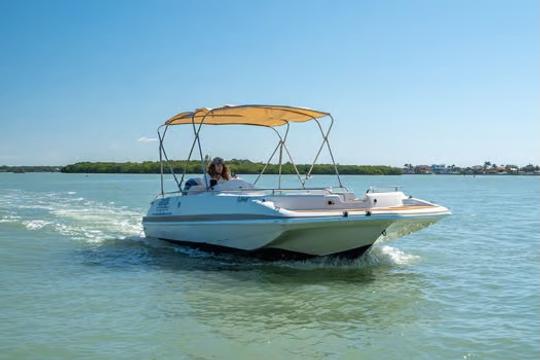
207, 157, 230, 180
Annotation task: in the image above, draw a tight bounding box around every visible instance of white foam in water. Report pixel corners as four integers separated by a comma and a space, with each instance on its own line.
0, 189, 144, 244
249, 244, 421, 270
172, 245, 215, 258
0, 214, 22, 223
23, 220, 52, 230
370, 245, 420, 265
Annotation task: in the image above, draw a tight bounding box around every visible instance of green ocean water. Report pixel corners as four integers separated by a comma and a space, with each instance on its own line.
0, 173, 539, 359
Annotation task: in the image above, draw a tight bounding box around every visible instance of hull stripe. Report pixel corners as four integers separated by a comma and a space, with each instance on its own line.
143, 214, 284, 222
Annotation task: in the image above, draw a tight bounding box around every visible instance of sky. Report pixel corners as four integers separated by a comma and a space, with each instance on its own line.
0, 0, 539, 167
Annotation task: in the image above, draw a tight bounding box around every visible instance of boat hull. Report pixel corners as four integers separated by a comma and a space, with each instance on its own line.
143, 212, 446, 258
159, 238, 373, 260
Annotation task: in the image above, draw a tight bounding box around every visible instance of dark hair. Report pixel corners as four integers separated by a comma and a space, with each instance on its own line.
207, 160, 231, 180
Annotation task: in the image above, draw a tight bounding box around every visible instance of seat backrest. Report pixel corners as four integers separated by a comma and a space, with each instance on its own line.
184, 177, 256, 194
183, 178, 206, 194
213, 178, 255, 191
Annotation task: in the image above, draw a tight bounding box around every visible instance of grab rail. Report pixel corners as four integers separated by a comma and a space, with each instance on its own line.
366, 186, 401, 193
154, 186, 350, 199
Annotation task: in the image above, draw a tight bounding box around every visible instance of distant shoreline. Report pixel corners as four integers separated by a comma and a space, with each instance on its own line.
2, 172, 539, 177
54, 161, 402, 175
1, 161, 539, 176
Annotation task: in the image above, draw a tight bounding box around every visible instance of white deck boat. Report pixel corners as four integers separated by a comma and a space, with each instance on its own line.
143, 105, 450, 259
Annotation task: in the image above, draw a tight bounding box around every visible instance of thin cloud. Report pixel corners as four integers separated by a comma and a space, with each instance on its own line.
137, 136, 158, 143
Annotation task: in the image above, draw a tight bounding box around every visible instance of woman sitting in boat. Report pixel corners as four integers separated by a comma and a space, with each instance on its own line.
207, 157, 231, 188
184, 157, 253, 193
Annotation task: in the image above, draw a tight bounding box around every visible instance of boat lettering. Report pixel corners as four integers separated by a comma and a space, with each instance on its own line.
153, 198, 172, 215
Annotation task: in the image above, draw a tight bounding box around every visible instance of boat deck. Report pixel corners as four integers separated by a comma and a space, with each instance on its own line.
290, 204, 437, 214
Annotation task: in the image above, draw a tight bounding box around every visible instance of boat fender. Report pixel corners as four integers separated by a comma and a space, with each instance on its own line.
343, 211, 348, 217
366, 210, 372, 216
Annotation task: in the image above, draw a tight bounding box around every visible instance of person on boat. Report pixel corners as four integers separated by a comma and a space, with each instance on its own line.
207, 157, 231, 188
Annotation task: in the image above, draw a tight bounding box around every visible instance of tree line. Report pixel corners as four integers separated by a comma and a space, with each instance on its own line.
0, 165, 61, 173
60, 160, 402, 175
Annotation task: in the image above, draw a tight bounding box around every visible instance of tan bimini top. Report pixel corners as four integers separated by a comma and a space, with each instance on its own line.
164, 104, 329, 127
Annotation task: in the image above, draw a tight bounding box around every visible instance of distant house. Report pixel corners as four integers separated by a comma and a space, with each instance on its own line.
484, 165, 511, 175
414, 165, 432, 174
505, 165, 519, 174
471, 165, 483, 174
431, 164, 448, 174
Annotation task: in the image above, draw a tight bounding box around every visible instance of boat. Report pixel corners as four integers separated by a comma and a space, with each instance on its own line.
142, 105, 450, 259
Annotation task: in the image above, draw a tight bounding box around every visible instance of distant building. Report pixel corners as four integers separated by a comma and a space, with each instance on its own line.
431, 164, 448, 174
414, 165, 432, 174
505, 165, 519, 174
486, 165, 509, 175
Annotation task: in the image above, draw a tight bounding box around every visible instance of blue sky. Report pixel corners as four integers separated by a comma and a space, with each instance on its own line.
1, 0, 538, 166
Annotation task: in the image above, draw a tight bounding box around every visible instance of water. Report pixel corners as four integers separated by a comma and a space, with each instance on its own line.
0, 173, 538, 359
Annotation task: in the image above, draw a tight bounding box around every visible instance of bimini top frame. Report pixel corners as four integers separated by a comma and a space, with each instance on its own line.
156, 104, 344, 195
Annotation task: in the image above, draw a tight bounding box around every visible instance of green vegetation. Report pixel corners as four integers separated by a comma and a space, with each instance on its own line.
0, 165, 61, 173
60, 160, 403, 175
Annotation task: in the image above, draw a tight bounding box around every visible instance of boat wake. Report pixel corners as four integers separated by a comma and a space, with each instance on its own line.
0, 189, 144, 243
256, 244, 420, 269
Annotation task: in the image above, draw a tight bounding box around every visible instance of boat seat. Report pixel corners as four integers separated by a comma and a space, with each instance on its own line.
183, 177, 206, 194
213, 178, 255, 192
183, 177, 256, 194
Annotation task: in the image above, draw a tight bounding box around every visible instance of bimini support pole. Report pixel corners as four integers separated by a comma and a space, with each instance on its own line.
323, 115, 343, 187
192, 112, 211, 191
157, 125, 181, 190
304, 115, 343, 188
277, 123, 291, 189
253, 139, 281, 185
281, 141, 305, 189
157, 125, 165, 195
179, 116, 199, 189
278, 142, 283, 189
255, 124, 305, 189
269, 125, 305, 189
304, 118, 326, 182
177, 112, 208, 191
